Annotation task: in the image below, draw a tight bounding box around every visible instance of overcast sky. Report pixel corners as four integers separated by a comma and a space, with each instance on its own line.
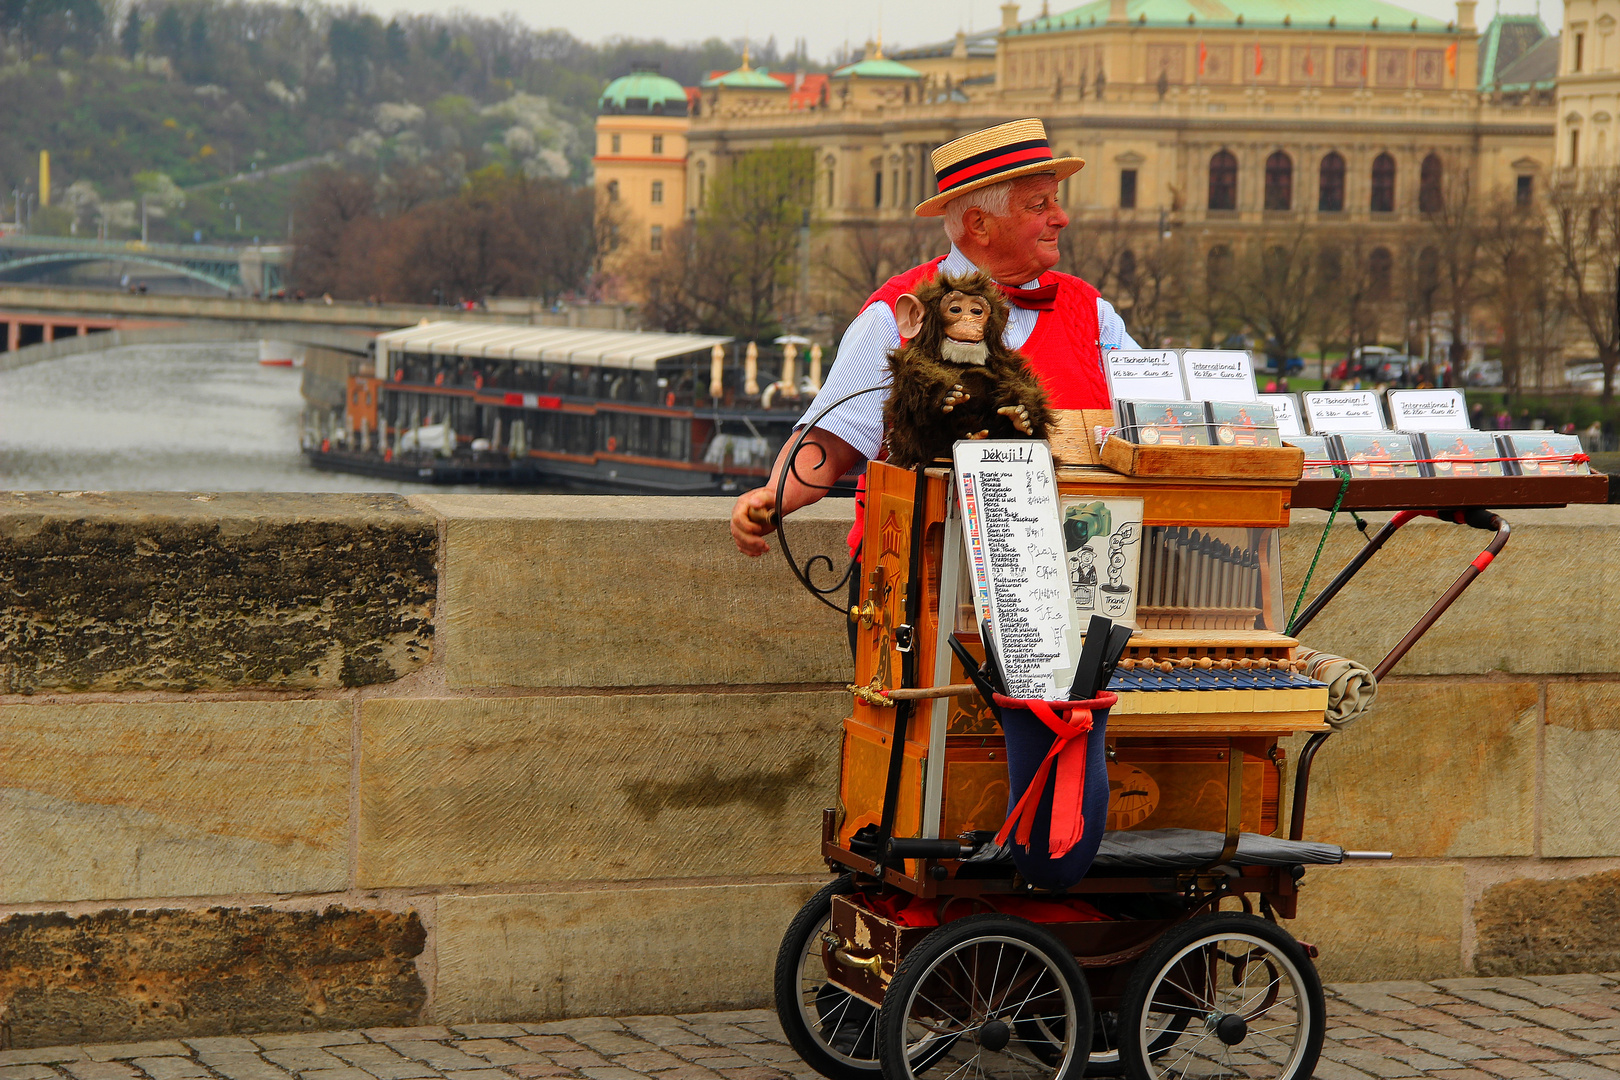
356, 0, 1565, 64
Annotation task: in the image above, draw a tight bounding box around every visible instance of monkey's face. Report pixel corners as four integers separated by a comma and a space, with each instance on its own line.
939, 291, 990, 344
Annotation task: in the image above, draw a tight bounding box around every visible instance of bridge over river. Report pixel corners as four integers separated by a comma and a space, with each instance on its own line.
0, 283, 636, 370
0, 235, 289, 294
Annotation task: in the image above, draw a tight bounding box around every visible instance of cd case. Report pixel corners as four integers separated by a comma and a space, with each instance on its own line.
1284, 435, 1338, 479
1417, 431, 1505, 477
1120, 400, 1213, 446
1207, 401, 1281, 447
1498, 432, 1590, 475
1329, 433, 1423, 478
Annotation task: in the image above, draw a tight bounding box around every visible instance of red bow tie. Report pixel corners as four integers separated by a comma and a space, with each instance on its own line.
1004, 281, 1058, 311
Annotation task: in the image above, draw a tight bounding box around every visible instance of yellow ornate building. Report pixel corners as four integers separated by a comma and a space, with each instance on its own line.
678, 0, 1558, 342
1557, 0, 1620, 166
594, 69, 691, 298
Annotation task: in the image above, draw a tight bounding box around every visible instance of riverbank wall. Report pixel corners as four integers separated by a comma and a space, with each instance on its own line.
1, 492, 1617, 1046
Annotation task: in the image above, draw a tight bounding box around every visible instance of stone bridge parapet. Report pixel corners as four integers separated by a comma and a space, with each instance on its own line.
0, 493, 1617, 1047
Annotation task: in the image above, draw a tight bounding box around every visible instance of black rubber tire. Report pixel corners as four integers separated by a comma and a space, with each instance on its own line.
1117, 912, 1324, 1080
876, 913, 1093, 1080
774, 876, 883, 1080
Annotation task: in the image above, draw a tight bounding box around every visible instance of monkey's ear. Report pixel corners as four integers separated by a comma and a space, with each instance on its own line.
895, 293, 926, 340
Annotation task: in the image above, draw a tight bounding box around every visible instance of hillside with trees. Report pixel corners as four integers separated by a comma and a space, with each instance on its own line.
0, 0, 758, 253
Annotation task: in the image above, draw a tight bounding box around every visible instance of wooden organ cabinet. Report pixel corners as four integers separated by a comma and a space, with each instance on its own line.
836, 458, 1330, 894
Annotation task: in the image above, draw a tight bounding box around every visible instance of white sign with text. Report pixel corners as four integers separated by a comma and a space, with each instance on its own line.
953, 440, 1080, 700
1303, 390, 1388, 433
1104, 351, 1186, 421
1181, 350, 1259, 402
1258, 394, 1304, 437
1387, 389, 1470, 431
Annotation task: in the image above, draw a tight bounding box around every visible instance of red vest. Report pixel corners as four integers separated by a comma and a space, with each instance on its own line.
845, 258, 1113, 554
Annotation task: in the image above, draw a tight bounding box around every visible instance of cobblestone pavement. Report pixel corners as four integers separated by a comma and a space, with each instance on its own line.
3, 975, 1620, 1080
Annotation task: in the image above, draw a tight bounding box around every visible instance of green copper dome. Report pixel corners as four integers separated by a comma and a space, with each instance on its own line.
599, 70, 689, 115
833, 56, 924, 78
700, 65, 787, 89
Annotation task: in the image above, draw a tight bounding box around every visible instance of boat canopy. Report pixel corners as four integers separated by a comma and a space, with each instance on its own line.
375, 320, 733, 377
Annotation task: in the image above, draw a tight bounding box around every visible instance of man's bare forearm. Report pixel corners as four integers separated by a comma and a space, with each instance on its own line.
768, 429, 866, 516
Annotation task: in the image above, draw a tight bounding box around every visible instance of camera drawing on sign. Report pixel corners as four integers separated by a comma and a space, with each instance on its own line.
1062, 498, 1144, 623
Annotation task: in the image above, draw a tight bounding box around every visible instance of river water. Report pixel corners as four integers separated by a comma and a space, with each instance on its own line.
0, 342, 569, 493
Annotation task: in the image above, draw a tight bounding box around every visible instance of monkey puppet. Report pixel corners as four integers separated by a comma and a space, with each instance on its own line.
881, 270, 1055, 469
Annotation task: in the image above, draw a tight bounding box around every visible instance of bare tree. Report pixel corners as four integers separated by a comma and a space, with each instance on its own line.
1478, 195, 1568, 396
625, 144, 816, 341
1546, 168, 1620, 402
1422, 161, 1489, 380
820, 218, 940, 328
1185, 242, 1238, 348
1226, 224, 1317, 368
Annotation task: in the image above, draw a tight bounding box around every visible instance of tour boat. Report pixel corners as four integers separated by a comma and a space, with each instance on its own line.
303, 320, 832, 495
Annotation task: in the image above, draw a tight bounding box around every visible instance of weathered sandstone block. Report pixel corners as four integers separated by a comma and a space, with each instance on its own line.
0, 492, 435, 692
1280, 506, 1620, 676
1543, 682, 1620, 857
1474, 868, 1620, 975
358, 692, 843, 888
432, 883, 817, 1021
1279, 863, 1466, 981
1282, 681, 1539, 857
412, 495, 855, 688
0, 700, 350, 904
0, 906, 425, 1048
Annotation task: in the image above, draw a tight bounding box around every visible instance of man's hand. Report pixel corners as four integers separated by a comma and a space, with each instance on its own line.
730, 486, 779, 556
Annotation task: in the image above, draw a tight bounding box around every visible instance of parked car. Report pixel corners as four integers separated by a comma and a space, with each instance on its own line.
1463, 359, 1504, 387
1261, 354, 1306, 375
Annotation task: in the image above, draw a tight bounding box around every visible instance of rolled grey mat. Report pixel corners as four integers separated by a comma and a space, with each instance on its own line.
1296, 647, 1378, 729
1091, 828, 1346, 869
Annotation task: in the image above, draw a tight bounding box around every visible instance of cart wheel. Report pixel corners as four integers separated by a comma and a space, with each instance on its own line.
1117, 912, 1324, 1080
774, 876, 882, 1080
877, 913, 1093, 1080
1014, 1008, 1182, 1077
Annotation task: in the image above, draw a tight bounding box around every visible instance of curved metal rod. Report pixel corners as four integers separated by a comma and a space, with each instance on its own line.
773, 384, 886, 612
1290, 510, 1511, 840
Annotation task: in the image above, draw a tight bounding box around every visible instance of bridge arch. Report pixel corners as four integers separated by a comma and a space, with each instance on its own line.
0, 253, 239, 294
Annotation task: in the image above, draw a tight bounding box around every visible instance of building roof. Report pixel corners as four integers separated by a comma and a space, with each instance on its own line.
1009, 0, 1451, 33
768, 70, 832, 108
376, 321, 732, 371
832, 56, 925, 78
599, 70, 690, 115
1491, 32, 1559, 90
1477, 14, 1554, 90
892, 28, 999, 61
700, 63, 788, 89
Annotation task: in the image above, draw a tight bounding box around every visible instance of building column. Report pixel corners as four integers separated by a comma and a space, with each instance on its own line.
7, 320, 17, 352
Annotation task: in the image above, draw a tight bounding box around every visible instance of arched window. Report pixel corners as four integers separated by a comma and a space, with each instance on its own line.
606, 180, 619, 203
1206, 244, 1233, 285
1368, 247, 1393, 299
1208, 150, 1238, 211
1318, 152, 1346, 212
1264, 151, 1293, 211
1419, 153, 1443, 213
1118, 248, 1137, 287
1370, 153, 1396, 212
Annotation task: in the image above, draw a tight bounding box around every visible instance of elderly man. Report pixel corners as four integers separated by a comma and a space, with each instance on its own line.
731, 117, 1139, 555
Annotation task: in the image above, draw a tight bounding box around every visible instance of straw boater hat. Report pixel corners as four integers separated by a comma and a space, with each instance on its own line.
915, 118, 1085, 217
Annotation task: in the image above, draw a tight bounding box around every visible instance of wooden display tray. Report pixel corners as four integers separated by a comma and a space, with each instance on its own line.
1292, 472, 1610, 510
1100, 435, 1305, 480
